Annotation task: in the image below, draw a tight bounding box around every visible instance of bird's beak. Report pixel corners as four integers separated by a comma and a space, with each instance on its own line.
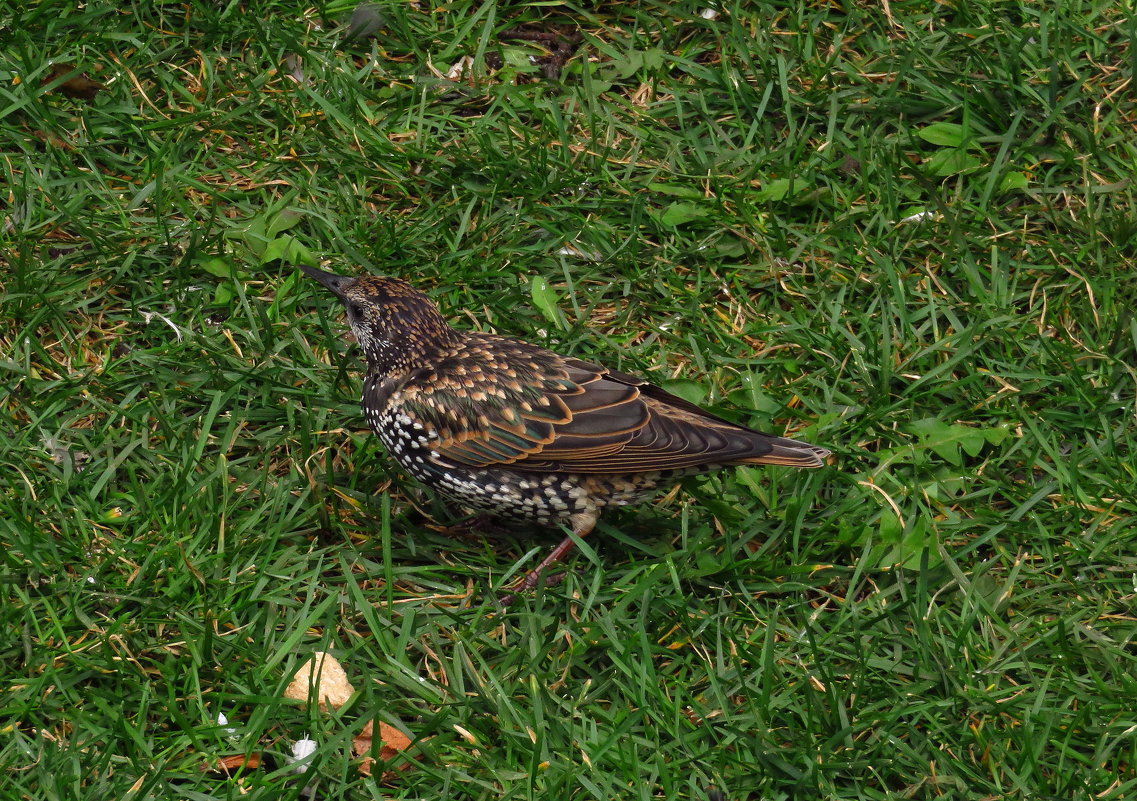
298, 264, 353, 298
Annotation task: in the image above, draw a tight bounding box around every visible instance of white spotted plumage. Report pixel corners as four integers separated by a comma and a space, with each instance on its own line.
301, 265, 829, 594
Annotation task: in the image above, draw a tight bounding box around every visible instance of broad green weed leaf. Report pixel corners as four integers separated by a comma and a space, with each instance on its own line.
755, 178, 793, 202
260, 235, 315, 266
999, 171, 1029, 192
529, 276, 565, 329
926, 148, 983, 177
917, 122, 966, 147
266, 208, 304, 239
198, 257, 233, 278
655, 201, 710, 227
661, 380, 706, 406
906, 418, 1000, 465
647, 182, 704, 199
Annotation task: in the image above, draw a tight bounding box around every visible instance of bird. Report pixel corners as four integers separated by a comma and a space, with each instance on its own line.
300, 265, 830, 601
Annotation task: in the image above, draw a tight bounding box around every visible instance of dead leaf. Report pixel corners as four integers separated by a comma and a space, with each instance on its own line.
282, 652, 419, 780
43, 63, 105, 101
353, 719, 413, 777
205, 753, 262, 774
283, 652, 355, 710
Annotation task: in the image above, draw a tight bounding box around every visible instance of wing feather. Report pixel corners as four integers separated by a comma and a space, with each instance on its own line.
395, 335, 828, 473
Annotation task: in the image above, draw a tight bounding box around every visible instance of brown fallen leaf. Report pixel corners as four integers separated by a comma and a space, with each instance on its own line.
205, 753, 262, 774
282, 652, 419, 780
353, 719, 414, 778
283, 652, 355, 710
43, 63, 105, 101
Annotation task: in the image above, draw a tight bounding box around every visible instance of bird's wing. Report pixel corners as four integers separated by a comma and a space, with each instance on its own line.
394, 338, 826, 474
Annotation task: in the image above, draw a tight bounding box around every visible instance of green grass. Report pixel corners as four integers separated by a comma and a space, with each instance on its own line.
2, 0, 1136, 798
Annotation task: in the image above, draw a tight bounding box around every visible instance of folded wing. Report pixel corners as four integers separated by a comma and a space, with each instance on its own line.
397, 337, 827, 474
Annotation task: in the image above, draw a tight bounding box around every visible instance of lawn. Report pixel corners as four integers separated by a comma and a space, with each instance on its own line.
2, 1, 1136, 798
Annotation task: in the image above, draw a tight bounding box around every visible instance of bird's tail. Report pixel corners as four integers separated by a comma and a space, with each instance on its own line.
744, 436, 830, 468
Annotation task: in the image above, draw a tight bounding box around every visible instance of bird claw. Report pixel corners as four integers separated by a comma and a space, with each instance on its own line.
496, 570, 568, 607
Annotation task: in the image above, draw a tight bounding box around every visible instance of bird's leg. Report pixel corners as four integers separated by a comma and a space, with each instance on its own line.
499, 510, 598, 605
431, 510, 509, 538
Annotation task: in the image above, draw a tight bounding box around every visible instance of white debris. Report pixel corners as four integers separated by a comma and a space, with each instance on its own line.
895, 210, 938, 225
41, 430, 89, 471
289, 737, 318, 773
446, 56, 474, 80
556, 243, 603, 262
216, 711, 237, 737
140, 310, 183, 341
41, 431, 68, 463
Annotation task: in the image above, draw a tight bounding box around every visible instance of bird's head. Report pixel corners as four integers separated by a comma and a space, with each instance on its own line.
299, 266, 458, 374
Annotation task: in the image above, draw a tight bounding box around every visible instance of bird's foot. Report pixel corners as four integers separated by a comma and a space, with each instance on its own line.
495, 514, 596, 607
497, 571, 568, 607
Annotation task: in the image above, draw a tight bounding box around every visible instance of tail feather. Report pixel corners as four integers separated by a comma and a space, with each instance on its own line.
745, 436, 830, 468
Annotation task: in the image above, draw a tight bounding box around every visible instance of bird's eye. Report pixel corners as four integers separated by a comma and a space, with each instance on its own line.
347, 302, 364, 317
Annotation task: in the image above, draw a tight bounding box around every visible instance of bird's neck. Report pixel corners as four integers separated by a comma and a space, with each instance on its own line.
360, 324, 462, 378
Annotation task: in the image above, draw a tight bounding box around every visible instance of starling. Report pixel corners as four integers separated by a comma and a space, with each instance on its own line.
300, 266, 829, 599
